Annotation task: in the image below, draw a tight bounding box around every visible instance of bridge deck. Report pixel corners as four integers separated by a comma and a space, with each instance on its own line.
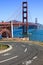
0, 22, 37, 26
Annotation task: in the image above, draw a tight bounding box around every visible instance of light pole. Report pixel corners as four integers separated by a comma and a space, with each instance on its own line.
11, 21, 13, 38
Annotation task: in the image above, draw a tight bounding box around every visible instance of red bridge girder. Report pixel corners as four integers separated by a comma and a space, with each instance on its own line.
0, 22, 37, 27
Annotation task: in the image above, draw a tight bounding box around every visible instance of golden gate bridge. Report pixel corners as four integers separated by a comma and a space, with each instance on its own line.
0, 1, 37, 38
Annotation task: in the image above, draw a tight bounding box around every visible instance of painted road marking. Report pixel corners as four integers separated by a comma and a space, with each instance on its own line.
33, 56, 37, 60
2, 53, 10, 56
26, 56, 37, 65
26, 60, 33, 65
22, 56, 37, 65
0, 56, 18, 63
24, 48, 27, 52
21, 45, 25, 47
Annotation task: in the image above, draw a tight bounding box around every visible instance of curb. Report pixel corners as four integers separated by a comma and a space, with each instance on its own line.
0, 45, 12, 54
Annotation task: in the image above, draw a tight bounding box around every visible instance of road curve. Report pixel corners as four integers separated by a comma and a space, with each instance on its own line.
0, 42, 43, 65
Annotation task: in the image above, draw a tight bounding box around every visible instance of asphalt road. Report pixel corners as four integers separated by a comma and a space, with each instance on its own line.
0, 42, 43, 65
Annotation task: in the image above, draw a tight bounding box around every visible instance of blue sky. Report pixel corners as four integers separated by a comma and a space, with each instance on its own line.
0, 0, 43, 24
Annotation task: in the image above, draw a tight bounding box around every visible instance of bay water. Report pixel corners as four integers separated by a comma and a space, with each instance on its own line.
13, 28, 43, 42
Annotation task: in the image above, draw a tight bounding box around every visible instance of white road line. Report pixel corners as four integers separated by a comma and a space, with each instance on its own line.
24, 48, 27, 52
0, 56, 18, 63
2, 53, 10, 56
33, 56, 37, 60
26, 60, 33, 65
21, 45, 25, 47
26, 56, 37, 65
22, 56, 37, 65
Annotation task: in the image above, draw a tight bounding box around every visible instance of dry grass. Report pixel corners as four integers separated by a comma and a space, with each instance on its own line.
0, 44, 9, 50
0, 38, 43, 46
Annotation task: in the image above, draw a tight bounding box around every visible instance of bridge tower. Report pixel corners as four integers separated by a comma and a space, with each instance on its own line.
22, 2, 28, 34
35, 18, 37, 24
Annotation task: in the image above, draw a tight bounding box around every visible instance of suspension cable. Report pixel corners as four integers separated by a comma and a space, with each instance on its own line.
29, 9, 33, 22
6, 6, 21, 22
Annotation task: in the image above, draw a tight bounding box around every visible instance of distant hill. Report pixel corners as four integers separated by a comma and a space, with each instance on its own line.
9, 20, 43, 29
37, 23, 43, 29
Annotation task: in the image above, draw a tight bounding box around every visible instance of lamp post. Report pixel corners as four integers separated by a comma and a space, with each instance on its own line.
11, 21, 13, 38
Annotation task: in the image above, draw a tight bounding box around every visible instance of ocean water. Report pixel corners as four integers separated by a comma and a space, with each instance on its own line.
28, 29, 43, 42
13, 28, 43, 42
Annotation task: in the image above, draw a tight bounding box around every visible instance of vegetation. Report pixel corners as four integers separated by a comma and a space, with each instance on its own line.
0, 44, 9, 50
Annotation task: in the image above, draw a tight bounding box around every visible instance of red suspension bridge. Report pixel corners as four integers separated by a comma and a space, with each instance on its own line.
0, 1, 37, 38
